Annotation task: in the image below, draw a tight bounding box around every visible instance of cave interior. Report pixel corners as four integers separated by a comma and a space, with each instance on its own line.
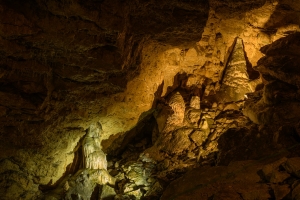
1, 0, 300, 199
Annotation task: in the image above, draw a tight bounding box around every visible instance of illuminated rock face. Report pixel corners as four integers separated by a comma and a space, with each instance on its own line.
83, 123, 107, 170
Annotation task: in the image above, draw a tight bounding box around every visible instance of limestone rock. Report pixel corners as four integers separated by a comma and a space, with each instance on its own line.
190, 130, 208, 147
292, 182, 300, 200
161, 160, 273, 200
154, 105, 170, 133
190, 96, 200, 109
257, 33, 300, 87
212, 102, 218, 108
223, 103, 239, 111
64, 170, 96, 200
99, 185, 116, 200
273, 184, 290, 200
186, 109, 202, 126
124, 162, 152, 186
0, 159, 40, 200
283, 157, 300, 178
126, 189, 143, 199
92, 169, 115, 186
263, 80, 297, 105
159, 128, 193, 155
144, 181, 164, 198
199, 118, 210, 134
114, 194, 131, 200
61, 169, 115, 200
186, 96, 202, 126
261, 157, 290, 183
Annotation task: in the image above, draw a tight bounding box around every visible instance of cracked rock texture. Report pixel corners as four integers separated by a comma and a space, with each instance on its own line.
1, 0, 300, 199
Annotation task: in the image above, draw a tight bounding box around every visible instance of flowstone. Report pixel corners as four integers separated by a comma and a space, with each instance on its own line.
83, 122, 108, 170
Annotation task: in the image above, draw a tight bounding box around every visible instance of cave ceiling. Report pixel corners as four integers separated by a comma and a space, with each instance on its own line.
1, 0, 300, 199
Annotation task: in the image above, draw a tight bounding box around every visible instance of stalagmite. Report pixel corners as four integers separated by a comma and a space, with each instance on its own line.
219, 38, 254, 102
167, 92, 185, 126
186, 96, 202, 127
82, 122, 107, 170
190, 96, 200, 109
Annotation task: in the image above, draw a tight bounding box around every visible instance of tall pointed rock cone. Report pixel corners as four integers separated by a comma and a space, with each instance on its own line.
219, 38, 252, 102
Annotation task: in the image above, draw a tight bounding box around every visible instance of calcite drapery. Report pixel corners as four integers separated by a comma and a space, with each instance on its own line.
82, 122, 107, 170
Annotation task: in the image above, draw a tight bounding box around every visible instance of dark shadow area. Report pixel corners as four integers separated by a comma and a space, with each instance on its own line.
217, 125, 300, 166
151, 81, 165, 109
129, 0, 210, 46
164, 72, 189, 98
1, 0, 39, 14
260, 32, 300, 57
242, 43, 260, 80
219, 37, 237, 84
66, 136, 85, 174
256, 32, 300, 89
91, 184, 100, 200
103, 112, 157, 160
263, 0, 300, 34
211, 0, 267, 19
163, 72, 203, 107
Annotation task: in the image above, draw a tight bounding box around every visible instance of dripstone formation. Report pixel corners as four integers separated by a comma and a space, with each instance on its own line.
1, 0, 300, 199
83, 123, 107, 170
